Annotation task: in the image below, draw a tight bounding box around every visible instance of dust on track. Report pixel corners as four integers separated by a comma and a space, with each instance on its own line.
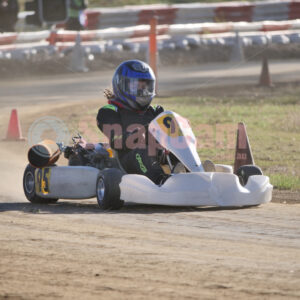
0, 89, 299, 299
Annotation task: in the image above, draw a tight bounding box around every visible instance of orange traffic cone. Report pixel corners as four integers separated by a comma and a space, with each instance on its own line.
233, 122, 254, 174
259, 56, 273, 87
3, 109, 25, 141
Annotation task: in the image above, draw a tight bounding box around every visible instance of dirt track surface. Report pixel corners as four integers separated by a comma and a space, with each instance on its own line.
1, 60, 300, 108
1, 197, 300, 299
0, 63, 299, 299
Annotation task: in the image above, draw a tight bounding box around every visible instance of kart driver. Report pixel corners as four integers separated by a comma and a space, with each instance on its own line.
97, 60, 167, 184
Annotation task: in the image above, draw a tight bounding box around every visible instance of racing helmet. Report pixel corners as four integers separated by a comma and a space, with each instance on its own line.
112, 60, 156, 111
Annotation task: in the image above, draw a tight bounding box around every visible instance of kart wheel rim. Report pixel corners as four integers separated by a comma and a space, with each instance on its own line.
25, 172, 35, 194
97, 177, 105, 203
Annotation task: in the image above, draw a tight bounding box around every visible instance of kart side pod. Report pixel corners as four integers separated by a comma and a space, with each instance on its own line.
35, 166, 100, 199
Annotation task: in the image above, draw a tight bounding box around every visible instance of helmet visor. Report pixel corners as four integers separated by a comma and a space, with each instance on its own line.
121, 77, 155, 98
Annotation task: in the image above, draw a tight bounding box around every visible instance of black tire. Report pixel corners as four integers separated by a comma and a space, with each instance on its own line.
23, 164, 58, 204
96, 168, 124, 210
236, 165, 263, 186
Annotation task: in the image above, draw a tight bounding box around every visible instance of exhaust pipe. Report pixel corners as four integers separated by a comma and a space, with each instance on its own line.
28, 139, 61, 168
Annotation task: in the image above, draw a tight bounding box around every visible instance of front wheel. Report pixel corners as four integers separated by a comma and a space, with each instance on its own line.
23, 164, 58, 204
236, 165, 263, 186
96, 168, 124, 210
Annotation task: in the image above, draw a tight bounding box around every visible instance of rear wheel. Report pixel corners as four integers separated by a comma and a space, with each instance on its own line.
236, 165, 263, 186
96, 168, 124, 210
23, 164, 58, 204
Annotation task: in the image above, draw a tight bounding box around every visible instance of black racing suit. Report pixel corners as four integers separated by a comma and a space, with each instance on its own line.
97, 102, 165, 184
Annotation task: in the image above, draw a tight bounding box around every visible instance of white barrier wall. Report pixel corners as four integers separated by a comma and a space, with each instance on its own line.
83, 0, 300, 29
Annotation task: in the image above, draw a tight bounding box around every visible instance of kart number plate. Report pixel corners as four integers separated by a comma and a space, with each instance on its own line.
35, 168, 51, 194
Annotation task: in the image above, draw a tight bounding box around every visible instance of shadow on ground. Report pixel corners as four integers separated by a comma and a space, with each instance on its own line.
0, 200, 259, 215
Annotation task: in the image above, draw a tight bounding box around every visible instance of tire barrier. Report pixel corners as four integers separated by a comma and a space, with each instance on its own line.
1, 29, 300, 65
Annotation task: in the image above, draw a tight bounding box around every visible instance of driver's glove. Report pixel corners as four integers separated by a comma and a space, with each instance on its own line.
153, 105, 164, 116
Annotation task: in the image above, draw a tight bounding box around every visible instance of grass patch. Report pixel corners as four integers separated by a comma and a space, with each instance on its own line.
270, 174, 300, 190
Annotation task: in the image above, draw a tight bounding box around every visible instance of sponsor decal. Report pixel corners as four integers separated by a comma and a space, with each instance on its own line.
135, 153, 147, 173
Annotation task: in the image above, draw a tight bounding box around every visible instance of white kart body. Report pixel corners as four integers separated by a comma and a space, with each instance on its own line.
120, 172, 272, 206
36, 111, 273, 207
36, 166, 272, 207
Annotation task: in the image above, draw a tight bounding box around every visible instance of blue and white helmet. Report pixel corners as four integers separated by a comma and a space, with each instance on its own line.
112, 60, 156, 111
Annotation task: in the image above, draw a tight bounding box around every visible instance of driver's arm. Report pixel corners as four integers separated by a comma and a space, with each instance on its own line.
97, 105, 136, 151
97, 105, 123, 150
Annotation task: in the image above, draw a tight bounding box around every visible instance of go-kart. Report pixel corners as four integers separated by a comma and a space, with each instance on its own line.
23, 111, 273, 209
